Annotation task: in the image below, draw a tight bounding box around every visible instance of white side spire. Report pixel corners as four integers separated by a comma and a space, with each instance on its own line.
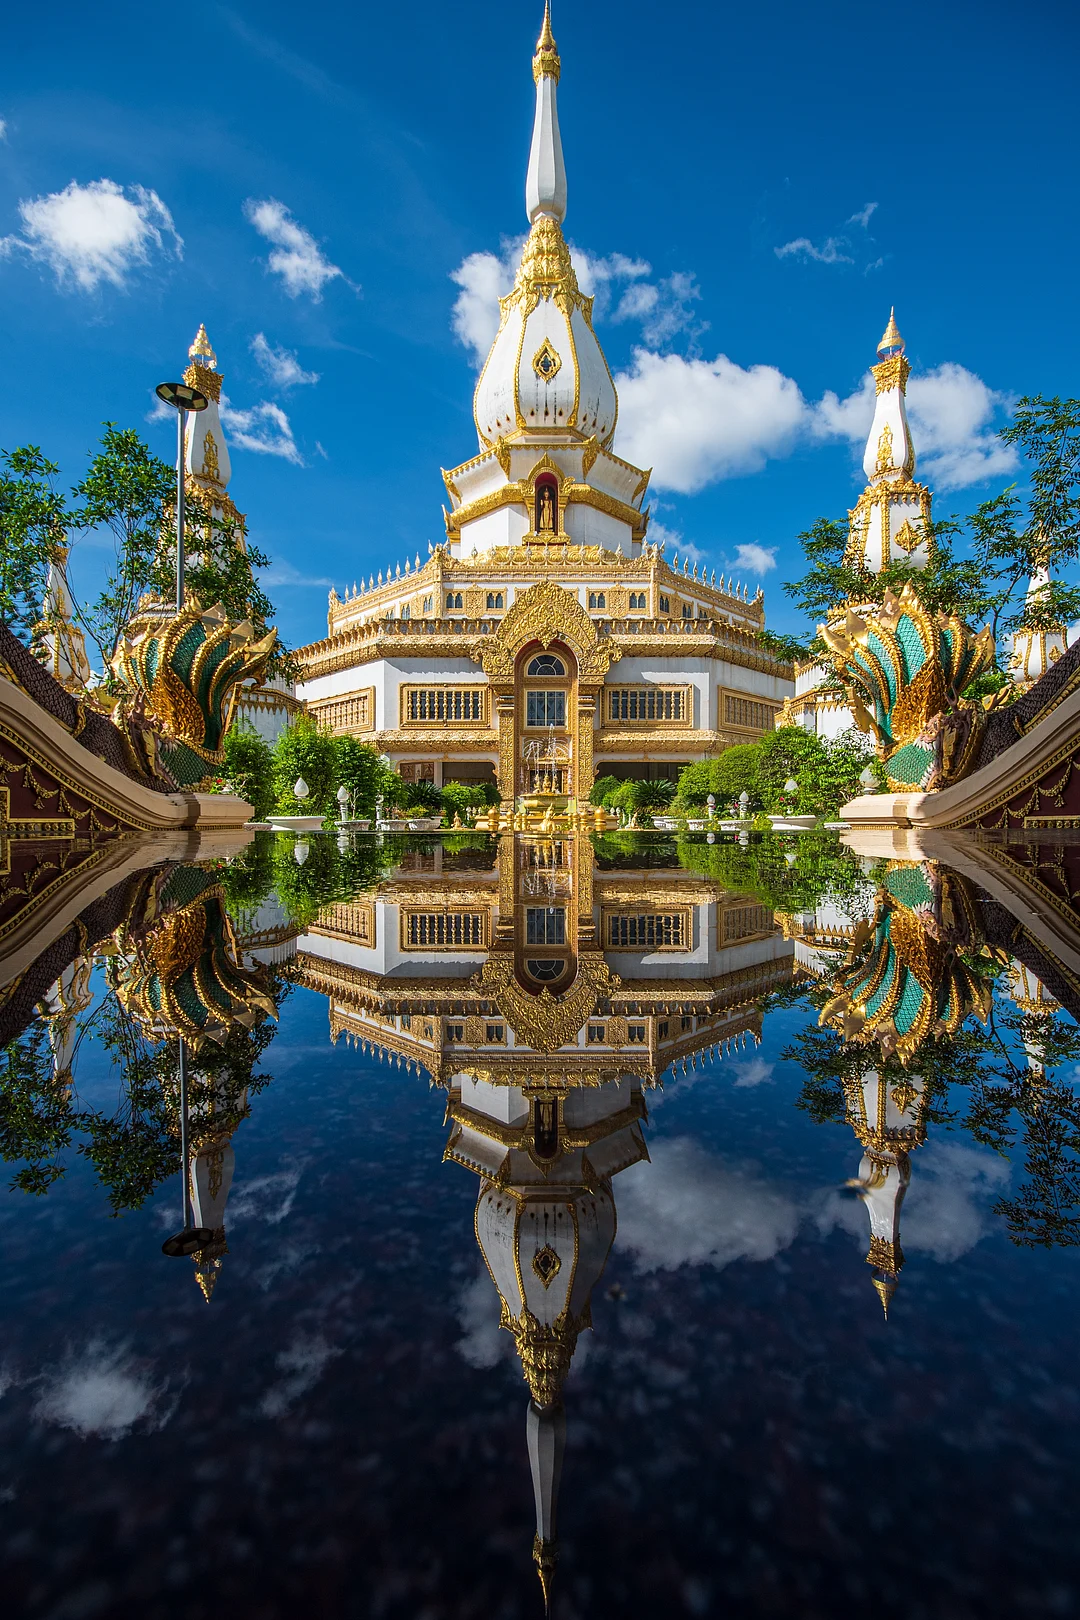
844, 310, 934, 574
525, 4, 566, 224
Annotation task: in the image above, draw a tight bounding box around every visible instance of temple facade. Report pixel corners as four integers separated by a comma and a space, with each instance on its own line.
294, 10, 793, 797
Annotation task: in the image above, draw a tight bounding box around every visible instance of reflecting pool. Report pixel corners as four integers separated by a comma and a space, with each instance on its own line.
4, 826, 1080, 1617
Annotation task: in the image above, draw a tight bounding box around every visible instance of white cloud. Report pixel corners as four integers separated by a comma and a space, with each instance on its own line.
847, 202, 878, 229
227, 1164, 304, 1224
258, 558, 334, 589
734, 544, 778, 577
814, 363, 1018, 491
0, 178, 181, 292
615, 348, 807, 494
259, 1334, 341, 1417
615, 1137, 800, 1272
244, 198, 348, 300
775, 235, 853, 266
220, 394, 302, 464
0, 119, 7, 142
455, 1271, 511, 1369
449, 241, 703, 368
250, 332, 319, 389
729, 1055, 775, 1086
34, 1343, 170, 1439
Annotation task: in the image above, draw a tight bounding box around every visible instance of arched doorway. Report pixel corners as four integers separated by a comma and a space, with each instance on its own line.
516, 641, 576, 798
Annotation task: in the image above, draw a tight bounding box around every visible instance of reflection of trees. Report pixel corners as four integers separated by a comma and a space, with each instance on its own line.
0, 863, 289, 1214
676, 828, 870, 913
789, 969, 1080, 1251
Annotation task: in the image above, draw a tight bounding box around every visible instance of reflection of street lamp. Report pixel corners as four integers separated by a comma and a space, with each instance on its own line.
154, 381, 209, 610
161, 1037, 214, 1258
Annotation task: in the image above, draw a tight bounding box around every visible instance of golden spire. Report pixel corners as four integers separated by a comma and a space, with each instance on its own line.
533, 1535, 558, 1613
533, 2, 560, 82
185, 323, 222, 402
872, 1273, 897, 1319
877, 306, 904, 356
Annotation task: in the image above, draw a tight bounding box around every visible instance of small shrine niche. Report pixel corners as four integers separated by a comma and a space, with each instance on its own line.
534, 475, 559, 536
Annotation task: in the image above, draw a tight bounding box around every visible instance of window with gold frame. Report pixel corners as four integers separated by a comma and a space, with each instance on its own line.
604, 685, 691, 726
401, 910, 489, 950
400, 685, 489, 726
309, 687, 375, 734
602, 908, 692, 951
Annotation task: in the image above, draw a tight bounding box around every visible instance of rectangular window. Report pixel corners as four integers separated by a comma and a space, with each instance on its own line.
526, 691, 566, 727
724, 695, 778, 731
721, 904, 774, 943
657, 1020, 669, 1039
526, 906, 566, 944
587, 1024, 606, 1044
486, 1023, 505, 1044
309, 688, 374, 735
605, 912, 687, 949
404, 911, 487, 948
627, 1024, 647, 1044
606, 687, 688, 724
404, 687, 485, 724
446, 1022, 464, 1042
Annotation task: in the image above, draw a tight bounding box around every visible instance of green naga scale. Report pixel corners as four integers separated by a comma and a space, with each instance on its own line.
820, 584, 996, 791
111, 597, 276, 789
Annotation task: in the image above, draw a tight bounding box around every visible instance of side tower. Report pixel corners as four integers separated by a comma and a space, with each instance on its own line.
845, 310, 934, 574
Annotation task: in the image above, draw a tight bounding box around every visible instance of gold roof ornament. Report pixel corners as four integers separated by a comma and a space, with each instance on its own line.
877, 307, 904, 356
533, 1, 560, 83
188, 323, 218, 368
872, 1272, 897, 1319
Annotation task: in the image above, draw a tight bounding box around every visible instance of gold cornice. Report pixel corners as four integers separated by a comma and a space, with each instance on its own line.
374, 729, 497, 752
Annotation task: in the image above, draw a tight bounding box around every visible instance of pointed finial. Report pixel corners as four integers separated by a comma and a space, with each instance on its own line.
534, 3, 560, 82
188, 323, 217, 367
872, 1272, 897, 1319
533, 1537, 558, 1613
877, 307, 904, 356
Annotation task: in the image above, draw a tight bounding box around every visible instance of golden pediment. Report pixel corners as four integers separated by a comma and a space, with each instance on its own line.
475, 950, 620, 1054
474, 578, 621, 681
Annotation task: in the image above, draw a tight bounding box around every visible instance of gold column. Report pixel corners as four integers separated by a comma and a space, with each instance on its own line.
495, 688, 516, 805
576, 689, 597, 805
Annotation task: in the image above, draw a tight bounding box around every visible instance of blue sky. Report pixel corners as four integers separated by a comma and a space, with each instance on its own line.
1, 0, 1077, 655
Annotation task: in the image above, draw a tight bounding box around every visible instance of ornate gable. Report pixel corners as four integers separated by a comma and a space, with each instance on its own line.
474, 578, 620, 682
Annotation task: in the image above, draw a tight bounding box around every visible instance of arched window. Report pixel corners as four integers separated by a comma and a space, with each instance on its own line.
446, 592, 463, 610
588, 591, 607, 610
486, 592, 504, 610
629, 592, 647, 611
525, 958, 565, 982
400, 603, 410, 619
526, 654, 565, 677
422, 595, 433, 614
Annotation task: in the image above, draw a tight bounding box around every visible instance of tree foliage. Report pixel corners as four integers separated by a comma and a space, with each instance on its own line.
271, 716, 339, 815
675, 728, 877, 817
0, 446, 67, 639
222, 722, 275, 819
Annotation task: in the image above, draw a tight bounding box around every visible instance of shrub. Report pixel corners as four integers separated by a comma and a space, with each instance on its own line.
398, 777, 443, 815
676, 745, 762, 811
332, 736, 396, 818
271, 717, 337, 816
222, 722, 274, 819
589, 774, 622, 807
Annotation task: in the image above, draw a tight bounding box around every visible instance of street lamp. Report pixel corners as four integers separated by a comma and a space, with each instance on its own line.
155, 380, 209, 610
161, 1037, 214, 1258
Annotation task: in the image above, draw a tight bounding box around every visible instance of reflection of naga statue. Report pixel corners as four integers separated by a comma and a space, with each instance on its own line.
111, 597, 276, 788
820, 583, 995, 791
819, 860, 994, 1312
447, 1073, 648, 1606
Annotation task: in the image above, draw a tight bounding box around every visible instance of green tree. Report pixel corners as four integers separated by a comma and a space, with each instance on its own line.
271, 716, 338, 815
589, 774, 622, 807
222, 722, 275, 819
0, 446, 67, 640
69, 424, 175, 666
676, 745, 762, 811
332, 735, 396, 817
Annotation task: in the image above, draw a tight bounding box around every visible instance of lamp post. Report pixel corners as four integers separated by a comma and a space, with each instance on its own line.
161, 1037, 214, 1258
337, 784, 350, 824
154, 381, 209, 610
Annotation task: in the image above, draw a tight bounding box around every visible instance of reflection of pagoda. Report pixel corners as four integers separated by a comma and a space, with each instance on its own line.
293, 830, 794, 1601
37, 956, 95, 1087
819, 860, 991, 1314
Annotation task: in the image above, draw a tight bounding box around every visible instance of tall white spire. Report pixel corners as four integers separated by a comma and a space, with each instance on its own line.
844, 310, 934, 574
525, 4, 566, 224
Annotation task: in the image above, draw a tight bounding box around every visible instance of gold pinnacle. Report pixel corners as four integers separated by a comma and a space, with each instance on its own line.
877, 307, 904, 356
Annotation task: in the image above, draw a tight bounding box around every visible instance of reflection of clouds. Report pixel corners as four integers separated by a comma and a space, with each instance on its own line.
815, 1143, 1010, 1262
34, 1342, 172, 1439
259, 1334, 341, 1417
251, 1241, 322, 1292
730, 1057, 775, 1089
229, 1163, 305, 1227
616, 1137, 800, 1273
455, 1271, 511, 1370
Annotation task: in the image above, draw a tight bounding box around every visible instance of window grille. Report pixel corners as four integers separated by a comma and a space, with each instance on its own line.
606, 687, 686, 723
721, 904, 773, 942
405, 912, 486, 948
404, 687, 485, 724
309, 689, 373, 734
527, 654, 565, 676
724, 696, 778, 731
606, 912, 686, 949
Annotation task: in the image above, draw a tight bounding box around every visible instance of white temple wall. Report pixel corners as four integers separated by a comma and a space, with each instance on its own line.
713, 658, 792, 707
606, 655, 712, 728
458, 506, 530, 556
562, 502, 634, 551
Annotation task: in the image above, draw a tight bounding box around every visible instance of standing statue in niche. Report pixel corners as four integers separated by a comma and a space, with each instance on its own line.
537, 485, 556, 534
